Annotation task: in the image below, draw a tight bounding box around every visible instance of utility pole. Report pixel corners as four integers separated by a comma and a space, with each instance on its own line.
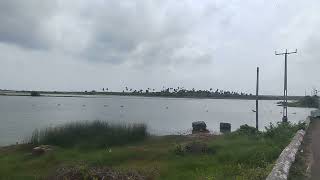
305, 89, 307, 96
256, 67, 259, 130
275, 49, 297, 122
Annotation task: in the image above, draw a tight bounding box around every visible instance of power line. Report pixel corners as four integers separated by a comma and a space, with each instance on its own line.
275, 49, 297, 122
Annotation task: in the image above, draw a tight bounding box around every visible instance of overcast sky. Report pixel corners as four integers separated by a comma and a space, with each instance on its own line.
0, 0, 319, 95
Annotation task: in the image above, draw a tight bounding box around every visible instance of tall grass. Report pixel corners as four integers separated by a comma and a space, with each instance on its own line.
28, 120, 148, 148
202, 122, 306, 179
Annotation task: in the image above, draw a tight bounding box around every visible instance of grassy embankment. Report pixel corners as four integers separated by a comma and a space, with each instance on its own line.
0, 121, 305, 179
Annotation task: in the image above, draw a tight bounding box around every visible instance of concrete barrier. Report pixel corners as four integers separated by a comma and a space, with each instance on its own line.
266, 117, 311, 180
266, 130, 305, 180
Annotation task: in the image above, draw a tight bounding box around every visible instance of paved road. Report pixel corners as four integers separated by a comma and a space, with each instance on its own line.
310, 119, 320, 179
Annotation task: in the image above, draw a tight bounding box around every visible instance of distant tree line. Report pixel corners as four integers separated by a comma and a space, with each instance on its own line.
93, 87, 254, 99
30, 91, 41, 96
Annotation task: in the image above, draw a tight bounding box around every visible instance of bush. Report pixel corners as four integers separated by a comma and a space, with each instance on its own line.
264, 122, 305, 138
233, 124, 260, 136
28, 120, 148, 148
264, 121, 306, 147
231, 122, 305, 140
208, 121, 307, 170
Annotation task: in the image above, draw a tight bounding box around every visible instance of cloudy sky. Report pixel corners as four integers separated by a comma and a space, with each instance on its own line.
0, 0, 319, 95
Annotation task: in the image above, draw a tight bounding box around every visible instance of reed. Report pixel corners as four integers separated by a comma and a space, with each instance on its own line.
28, 120, 148, 148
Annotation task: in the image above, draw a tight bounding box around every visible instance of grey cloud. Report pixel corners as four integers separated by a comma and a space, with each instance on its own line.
1, 0, 320, 95
77, 0, 219, 65
0, 1, 57, 49
0, 0, 222, 66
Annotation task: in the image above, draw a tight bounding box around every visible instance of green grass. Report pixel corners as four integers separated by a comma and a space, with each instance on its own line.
0, 122, 305, 179
28, 120, 148, 148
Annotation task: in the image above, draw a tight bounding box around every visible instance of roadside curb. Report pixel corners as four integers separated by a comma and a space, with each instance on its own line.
266, 117, 310, 180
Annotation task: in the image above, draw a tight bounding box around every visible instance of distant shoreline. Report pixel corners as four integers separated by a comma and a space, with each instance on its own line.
0, 90, 303, 100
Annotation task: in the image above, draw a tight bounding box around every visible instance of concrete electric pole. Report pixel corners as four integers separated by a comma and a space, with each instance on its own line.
256, 67, 259, 130
275, 49, 297, 122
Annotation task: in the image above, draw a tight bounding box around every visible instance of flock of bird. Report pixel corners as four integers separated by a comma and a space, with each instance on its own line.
30, 103, 298, 114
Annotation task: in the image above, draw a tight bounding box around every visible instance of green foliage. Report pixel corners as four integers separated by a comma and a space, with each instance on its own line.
286, 95, 319, 108
165, 122, 306, 179
27, 120, 148, 148
299, 96, 318, 108
205, 122, 306, 177
30, 91, 40, 96
233, 124, 260, 136
2, 121, 306, 180
264, 121, 305, 147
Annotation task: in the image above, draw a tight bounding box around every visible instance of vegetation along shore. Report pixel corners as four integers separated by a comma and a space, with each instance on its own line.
0, 120, 306, 179
0, 89, 305, 100
277, 95, 319, 108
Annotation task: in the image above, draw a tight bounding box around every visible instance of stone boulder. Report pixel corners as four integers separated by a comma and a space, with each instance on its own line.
220, 122, 231, 133
32, 145, 53, 156
192, 121, 208, 133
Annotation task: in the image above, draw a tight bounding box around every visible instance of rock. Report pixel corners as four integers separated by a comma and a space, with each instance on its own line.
32, 147, 45, 156
192, 121, 208, 133
220, 122, 231, 133
32, 145, 53, 156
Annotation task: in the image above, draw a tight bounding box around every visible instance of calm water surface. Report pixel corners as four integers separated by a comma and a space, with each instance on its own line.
0, 95, 313, 146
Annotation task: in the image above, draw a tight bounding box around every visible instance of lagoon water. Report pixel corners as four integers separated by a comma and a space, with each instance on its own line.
0, 95, 313, 146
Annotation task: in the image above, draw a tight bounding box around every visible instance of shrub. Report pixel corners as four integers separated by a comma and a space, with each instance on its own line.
264, 121, 306, 143
209, 121, 307, 170
233, 124, 260, 136
28, 120, 148, 148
